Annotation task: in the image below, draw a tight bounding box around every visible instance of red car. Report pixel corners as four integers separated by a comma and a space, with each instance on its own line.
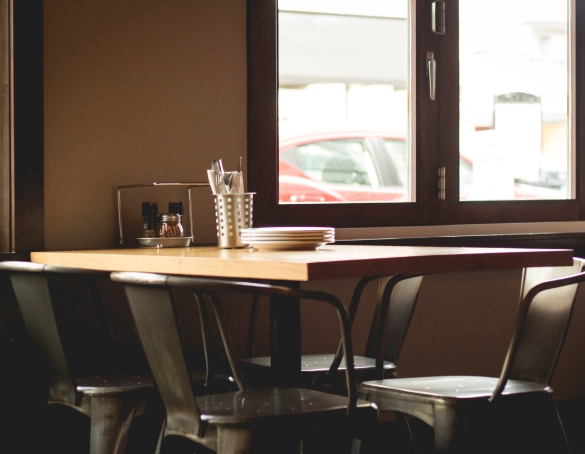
278, 131, 565, 202
279, 131, 408, 203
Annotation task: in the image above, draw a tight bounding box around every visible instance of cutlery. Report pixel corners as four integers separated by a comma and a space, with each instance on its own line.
224, 173, 234, 193
207, 170, 218, 194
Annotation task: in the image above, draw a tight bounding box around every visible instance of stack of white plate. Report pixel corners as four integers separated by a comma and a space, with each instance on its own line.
240, 227, 335, 251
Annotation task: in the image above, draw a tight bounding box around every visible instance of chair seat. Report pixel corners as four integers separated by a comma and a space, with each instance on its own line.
76, 373, 155, 396
197, 387, 374, 425
360, 376, 551, 401
241, 354, 396, 374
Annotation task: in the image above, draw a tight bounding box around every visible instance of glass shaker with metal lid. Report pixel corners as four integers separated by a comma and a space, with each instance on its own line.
158, 213, 183, 237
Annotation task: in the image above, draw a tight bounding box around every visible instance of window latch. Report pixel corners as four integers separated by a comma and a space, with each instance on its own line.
438, 166, 446, 200
427, 52, 436, 101
432, 1, 446, 34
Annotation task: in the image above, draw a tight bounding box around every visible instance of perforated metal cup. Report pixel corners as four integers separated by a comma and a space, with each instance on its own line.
214, 193, 254, 248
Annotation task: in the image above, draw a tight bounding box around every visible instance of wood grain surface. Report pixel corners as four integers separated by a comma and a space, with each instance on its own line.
31, 245, 574, 282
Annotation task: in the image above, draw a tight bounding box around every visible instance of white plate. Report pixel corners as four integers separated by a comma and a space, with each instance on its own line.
246, 241, 329, 251
241, 227, 334, 235
241, 231, 334, 236
243, 238, 334, 245
241, 234, 335, 241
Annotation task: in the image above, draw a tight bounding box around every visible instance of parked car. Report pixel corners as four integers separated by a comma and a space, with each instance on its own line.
279, 131, 408, 203
278, 131, 565, 202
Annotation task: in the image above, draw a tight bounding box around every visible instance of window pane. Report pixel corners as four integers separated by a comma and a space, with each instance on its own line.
459, 0, 571, 201
278, 0, 412, 204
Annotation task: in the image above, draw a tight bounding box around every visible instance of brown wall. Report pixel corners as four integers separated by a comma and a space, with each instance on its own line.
42, 1, 585, 400
44, 0, 246, 250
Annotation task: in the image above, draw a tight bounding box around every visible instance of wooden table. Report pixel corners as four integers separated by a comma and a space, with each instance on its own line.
31, 245, 574, 281
31, 245, 574, 384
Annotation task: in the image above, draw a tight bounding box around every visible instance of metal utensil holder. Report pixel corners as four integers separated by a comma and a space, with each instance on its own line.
214, 193, 254, 248
117, 182, 209, 246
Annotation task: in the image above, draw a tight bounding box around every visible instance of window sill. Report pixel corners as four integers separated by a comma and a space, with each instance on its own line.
336, 221, 585, 258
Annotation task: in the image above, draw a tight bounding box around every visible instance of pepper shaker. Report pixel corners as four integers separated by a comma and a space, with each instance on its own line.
141, 202, 158, 238
169, 202, 184, 215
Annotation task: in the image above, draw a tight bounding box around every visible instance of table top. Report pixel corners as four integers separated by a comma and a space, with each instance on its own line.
30, 245, 575, 282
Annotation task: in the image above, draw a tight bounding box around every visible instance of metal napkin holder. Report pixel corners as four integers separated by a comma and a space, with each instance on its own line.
116, 182, 209, 247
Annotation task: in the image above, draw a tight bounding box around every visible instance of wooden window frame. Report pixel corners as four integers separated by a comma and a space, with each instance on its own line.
247, 0, 585, 229
0, 0, 44, 254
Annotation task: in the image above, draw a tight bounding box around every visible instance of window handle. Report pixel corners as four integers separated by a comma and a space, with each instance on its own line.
427, 52, 436, 101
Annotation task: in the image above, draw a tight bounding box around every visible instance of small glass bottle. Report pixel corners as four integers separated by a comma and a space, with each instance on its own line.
169, 201, 184, 216
158, 213, 183, 237
141, 202, 158, 237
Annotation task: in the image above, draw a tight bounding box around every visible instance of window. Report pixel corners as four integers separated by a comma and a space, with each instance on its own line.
280, 137, 406, 203
247, 0, 583, 228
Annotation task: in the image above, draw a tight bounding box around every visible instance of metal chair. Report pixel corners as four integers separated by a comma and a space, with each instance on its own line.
240, 274, 424, 390
520, 259, 585, 301
0, 261, 155, 454
111, 271, 376, 454
359, 259, 585, 453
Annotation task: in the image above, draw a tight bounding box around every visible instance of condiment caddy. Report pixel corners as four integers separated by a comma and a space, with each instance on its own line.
116, 182, 208, 248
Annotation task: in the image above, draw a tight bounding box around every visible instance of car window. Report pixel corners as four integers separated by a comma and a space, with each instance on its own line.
382, 139, 408, 187
280, 139, 380, 187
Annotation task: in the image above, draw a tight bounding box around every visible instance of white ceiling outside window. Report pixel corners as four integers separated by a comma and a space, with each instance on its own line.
278, 0, 407, 19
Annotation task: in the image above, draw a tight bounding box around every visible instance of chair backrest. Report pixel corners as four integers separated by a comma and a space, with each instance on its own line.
0, 262, 78, 406
116, 273, 203, 438
491, 259, 585, 401
43, 266, 120, 375
0, 261, 133, 406
365, 274, 424, 367
520, 259, 585, 301
324, 274, 423, 379
112, 271, 358, 439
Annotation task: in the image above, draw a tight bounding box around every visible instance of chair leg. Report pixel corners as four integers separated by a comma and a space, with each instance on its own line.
216, 426, 252, 454
391, 412, 418, 454
513, 395, 572, 454
350, 438, 362, 454
154, 419, 166, 454
89, 396, 137, 454
355, 420, 394, 454
303, 424, 352, 454
540, 395, 572, 454
433, 405, 469, 454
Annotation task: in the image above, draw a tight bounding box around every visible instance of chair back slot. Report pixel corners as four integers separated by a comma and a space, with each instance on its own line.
8, 270, 77, 406
520, 259, 585, 302
367, 274, 424, 375
124, 284, 203, 437
45, 273, 119, 375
